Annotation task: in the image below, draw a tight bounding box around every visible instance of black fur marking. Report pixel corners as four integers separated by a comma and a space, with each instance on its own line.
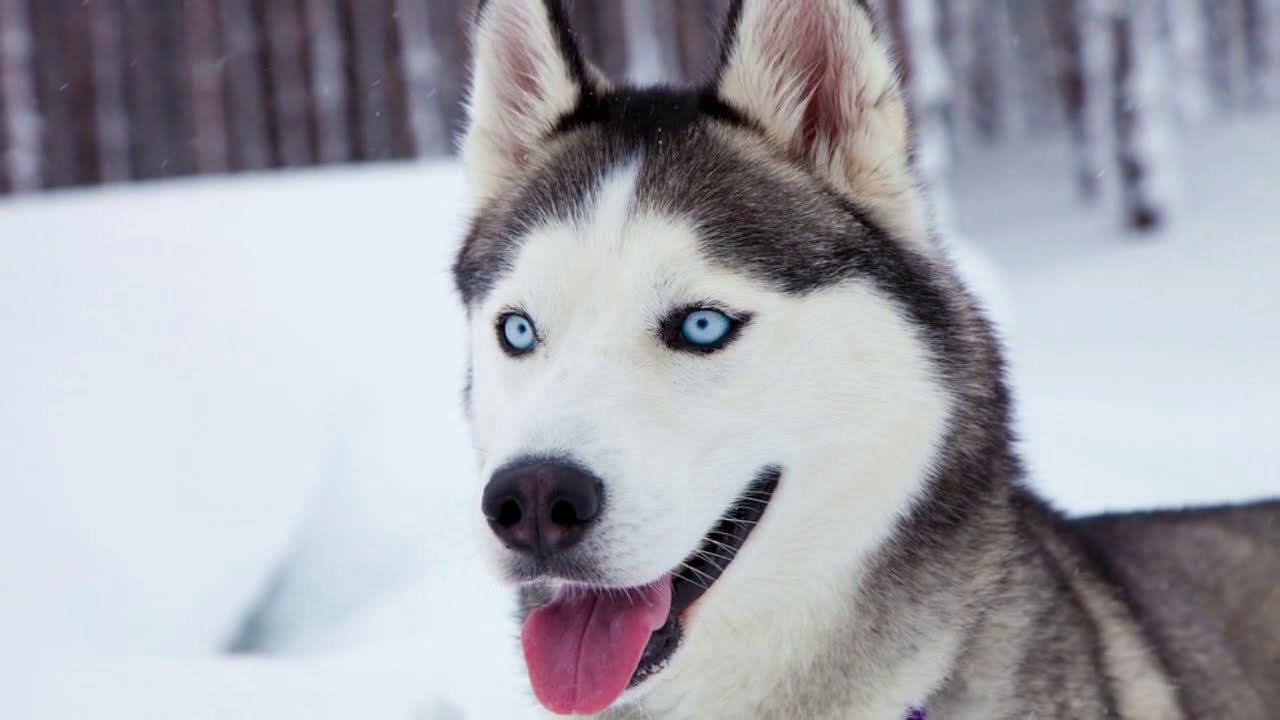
555, 87, 747, 141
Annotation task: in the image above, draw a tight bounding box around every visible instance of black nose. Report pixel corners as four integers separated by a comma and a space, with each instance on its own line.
482, 459, 603, 558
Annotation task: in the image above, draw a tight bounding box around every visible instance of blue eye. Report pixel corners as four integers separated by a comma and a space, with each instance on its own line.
500, 313, 537, 355
680, 309, 734, 348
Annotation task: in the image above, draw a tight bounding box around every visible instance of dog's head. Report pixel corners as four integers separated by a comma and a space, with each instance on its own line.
454, 1, 958, 715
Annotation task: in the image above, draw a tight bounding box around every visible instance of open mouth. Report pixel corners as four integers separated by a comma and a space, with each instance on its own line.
520, 467, 780, 716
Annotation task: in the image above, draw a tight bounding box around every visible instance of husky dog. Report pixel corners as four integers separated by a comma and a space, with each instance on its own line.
452, 1, 1280, 717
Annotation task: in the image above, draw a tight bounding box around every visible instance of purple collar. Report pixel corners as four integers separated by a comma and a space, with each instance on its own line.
906, 709, 927, 720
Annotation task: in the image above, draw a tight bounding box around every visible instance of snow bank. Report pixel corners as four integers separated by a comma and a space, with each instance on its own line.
0, 163, 536, 716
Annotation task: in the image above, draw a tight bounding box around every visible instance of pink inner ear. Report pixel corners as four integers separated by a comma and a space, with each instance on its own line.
759, 3, 852, 156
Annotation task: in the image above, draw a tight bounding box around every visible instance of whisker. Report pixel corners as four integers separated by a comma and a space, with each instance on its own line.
676, 561, 717, 590
701, 536, 741, 556
691, 548, 735, 567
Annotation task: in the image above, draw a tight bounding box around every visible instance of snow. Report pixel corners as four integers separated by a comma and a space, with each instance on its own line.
2, 112, 1277, 718
0, 163, 534, 715
952, 111, 1280, 512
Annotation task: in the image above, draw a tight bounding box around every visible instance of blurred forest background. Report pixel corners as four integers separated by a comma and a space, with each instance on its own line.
2, 0, 1278, 232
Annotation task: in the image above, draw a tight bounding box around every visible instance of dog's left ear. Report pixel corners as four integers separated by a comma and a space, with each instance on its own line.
713, 0, 924, 239
462, 0, 608, 203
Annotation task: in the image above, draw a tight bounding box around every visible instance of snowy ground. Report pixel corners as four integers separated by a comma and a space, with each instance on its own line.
1, 112, 1276, 718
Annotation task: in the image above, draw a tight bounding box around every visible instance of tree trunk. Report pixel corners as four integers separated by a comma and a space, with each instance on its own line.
1165, 0, 1211, 125
1206, 0, 1249, 109
943, 0, 979, 146
991, 0, 1025, 138
184, 0, 227, 174
88, 0, 131, 183
1, 0, 41, 192
1111, 0, 1175, 233
572, 0, 629, 81
122, 0, 178, 179
673, 0, 726, 83
621, 0, 680, 85
347, 0, 394, 161
394, 0, 447, 157
61, 0, 101, 184
891, 0, 956, 235
1241, 0, 1273, 104
29, 0, 76, 187
263, 0, 312, 167
5, 0, 46, 190
1058, 0, 1113, 202
963, 0, 1008, 141
427, 0, 473, 150
219, 0, 270, 171
305, 0, 349, 164
1011, 3, 1062, 135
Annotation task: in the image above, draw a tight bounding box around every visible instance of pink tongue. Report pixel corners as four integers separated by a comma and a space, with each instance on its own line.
521, 577, 672, 716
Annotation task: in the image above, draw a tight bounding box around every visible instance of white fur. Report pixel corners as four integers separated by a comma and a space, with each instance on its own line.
466, 166, 953, 717
717, 0, 929, 248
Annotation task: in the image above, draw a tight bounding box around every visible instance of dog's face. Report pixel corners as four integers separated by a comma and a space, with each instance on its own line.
455, 1, 954, 715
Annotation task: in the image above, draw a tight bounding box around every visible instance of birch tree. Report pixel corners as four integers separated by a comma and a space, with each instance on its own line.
1, 0, 42, 191
1164, 0, 1211, 125
1110, 0, 1177, 232
1070, 0, 1116, 202
306, 0, 349, 164
1206, 0, 1249, 109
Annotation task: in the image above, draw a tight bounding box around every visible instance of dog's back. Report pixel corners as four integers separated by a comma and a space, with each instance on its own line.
1075, 501, 1280, 715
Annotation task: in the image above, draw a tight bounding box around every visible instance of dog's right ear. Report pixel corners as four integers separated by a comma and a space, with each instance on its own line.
462, 0, 606, 203
712, 0, 926, 243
